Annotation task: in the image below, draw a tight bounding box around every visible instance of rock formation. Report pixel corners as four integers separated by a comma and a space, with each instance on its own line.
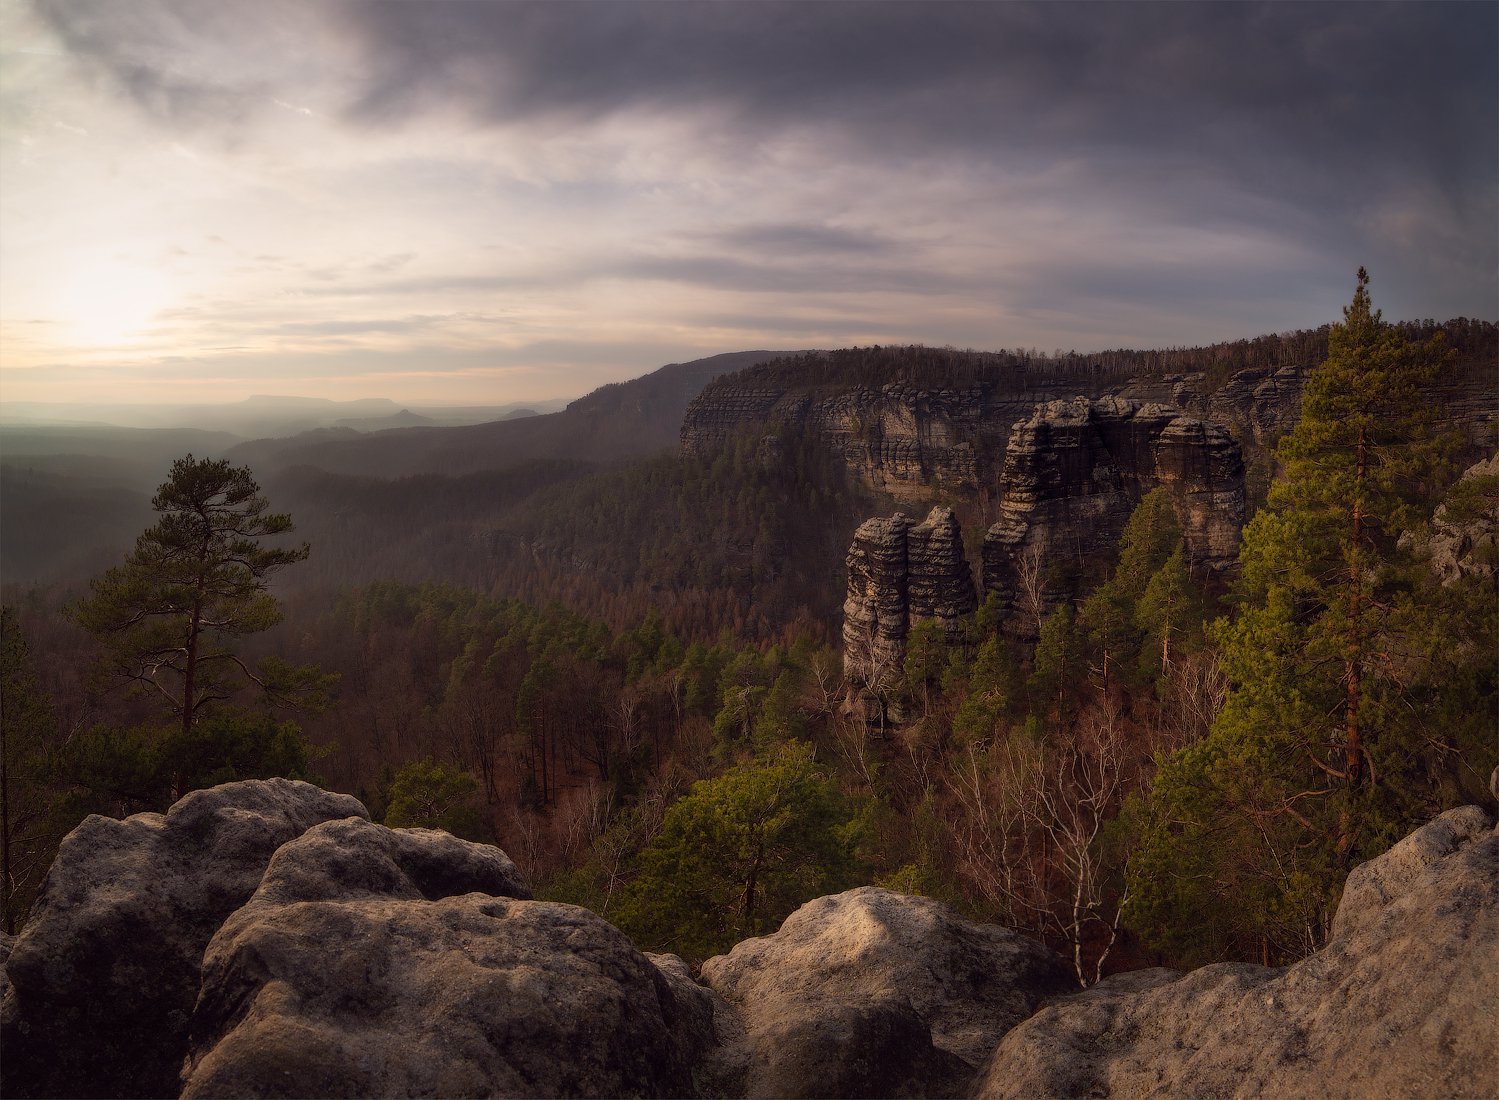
698, 887, 1074, 1098
982, 397, 1245, 616
974, 804, 1499, 1100
4, 781, 1496, 1100
0, 779, 366, 1100
1424, 453, 1498, 586
683, 381, 1085, 502
842, 505, 977, 686
183, 817, 702, 1100
1118, 365, 1308, 450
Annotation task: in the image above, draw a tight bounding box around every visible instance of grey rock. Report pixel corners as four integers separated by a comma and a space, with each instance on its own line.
700, 887, 1073, 1098
1425, 453, 1498, 586
982, 397, 1245, 621
183, 816, 703, 1100
974, 805, 1499, 1100
843, 507, 976, 688
0, 779, 366, 1100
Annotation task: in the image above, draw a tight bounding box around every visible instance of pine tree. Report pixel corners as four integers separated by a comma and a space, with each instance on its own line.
1129, 269, 1466, 964
73, 456, 315, 751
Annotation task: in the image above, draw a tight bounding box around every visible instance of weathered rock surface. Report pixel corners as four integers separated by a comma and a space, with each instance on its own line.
0, 779, 366, 1100
1425, 453, 1498, 586
683, 379, 1083, 502
974, 804, 1499, 1100
6, 781, 1496, 1100
182, 816, 705, 1100
699, 887, 1074, 1098
982, 397, 1245, 616
842, 506, 976, 686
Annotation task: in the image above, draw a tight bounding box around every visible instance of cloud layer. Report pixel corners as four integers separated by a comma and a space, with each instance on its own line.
2, 1, 1494, 404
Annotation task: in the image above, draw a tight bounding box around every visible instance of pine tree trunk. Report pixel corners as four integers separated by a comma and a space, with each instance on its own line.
1345, 425, 1367, 786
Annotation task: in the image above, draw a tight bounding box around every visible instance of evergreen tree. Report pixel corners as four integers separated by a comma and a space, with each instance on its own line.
73, 456, 315, 742
1130, 270, 1469, 964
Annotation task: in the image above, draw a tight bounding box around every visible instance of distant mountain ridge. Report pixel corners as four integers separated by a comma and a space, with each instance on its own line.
226, 350, 796, 478
0, 396, 560, 439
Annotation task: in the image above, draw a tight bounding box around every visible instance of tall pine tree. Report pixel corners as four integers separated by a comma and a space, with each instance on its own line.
1130, 269, 1468, 964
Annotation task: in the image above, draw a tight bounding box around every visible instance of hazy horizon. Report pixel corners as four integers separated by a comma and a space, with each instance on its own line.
2, 1, 1495, 407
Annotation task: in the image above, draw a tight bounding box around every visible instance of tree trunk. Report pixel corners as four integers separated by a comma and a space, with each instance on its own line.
1345, 425, 1367, 786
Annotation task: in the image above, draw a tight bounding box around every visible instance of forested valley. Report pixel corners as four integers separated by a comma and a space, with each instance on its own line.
2, 289, 1495, 987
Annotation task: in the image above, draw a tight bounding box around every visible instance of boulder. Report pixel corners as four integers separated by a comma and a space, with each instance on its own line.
699, 887, 1073, 1098
0, 779, 366, 1100
182, 816, 707, 1099
974, 805, 1499, 1100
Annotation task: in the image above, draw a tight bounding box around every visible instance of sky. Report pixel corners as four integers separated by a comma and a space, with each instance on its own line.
1, 1, 1495, 407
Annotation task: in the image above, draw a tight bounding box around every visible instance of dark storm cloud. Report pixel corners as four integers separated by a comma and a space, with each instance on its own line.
42, 1, 1496, 187
331, 2, 1496, 183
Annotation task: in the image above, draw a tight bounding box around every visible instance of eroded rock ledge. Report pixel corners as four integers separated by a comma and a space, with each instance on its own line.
3, 780, 1495, 1099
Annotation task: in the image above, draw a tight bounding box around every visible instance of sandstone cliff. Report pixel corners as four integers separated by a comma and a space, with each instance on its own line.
842, 505, 977, 687
2, 780, 1496, 1099
982, 397, 1245, 616
682, 379, 1087, 502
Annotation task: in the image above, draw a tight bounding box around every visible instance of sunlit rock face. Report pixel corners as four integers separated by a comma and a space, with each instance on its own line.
698, 886, 1074, 1099
981, 397, 1245, 619
1424, 453, 1499, 586
842, 506, 977, 688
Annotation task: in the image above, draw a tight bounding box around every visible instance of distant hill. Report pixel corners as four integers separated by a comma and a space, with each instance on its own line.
0, 426, 246, 489
334, 409, 436, 431
227, 350, 795, 478
0, 396, 559, 439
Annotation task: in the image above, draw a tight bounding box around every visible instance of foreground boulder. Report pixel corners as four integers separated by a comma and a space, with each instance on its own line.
0, 779, 367, 1100
5, 781, 1496, 1100
974, 805, 1499, 1100
699, 887, 1074, 1098
182, 816, 708, 1099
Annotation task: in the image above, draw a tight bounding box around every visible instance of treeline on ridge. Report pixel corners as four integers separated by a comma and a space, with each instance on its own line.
693, 317, 1496, 396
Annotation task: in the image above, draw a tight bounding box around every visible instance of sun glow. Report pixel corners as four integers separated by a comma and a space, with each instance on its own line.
59, 262, 173, 348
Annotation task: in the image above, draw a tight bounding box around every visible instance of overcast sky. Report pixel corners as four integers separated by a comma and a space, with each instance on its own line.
1, 1, 1494, 406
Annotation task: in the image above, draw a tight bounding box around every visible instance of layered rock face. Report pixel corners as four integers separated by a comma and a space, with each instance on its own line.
982, 397, 1245, 615
842, 506, 977, 685
683, 381, 1082, 502
1117, 365, 1307, 450
3, 783, 1497, 1099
